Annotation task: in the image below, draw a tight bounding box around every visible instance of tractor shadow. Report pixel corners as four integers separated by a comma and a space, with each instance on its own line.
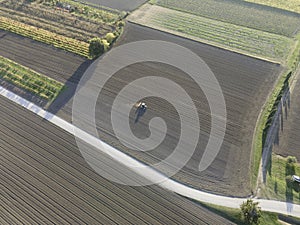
134, 106, 147, 123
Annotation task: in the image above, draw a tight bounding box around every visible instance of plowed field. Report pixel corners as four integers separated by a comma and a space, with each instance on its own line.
0, 95, 233, 224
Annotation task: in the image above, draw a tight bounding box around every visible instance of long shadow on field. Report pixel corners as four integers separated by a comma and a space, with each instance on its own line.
262, 81, 291, 183
47, 60, 92, 115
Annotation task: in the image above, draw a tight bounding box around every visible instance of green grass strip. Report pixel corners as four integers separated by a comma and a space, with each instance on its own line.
194, 201, 282, 225
261, 154, 300, 204
0, 16, 90, 58
0, 56, 64, 101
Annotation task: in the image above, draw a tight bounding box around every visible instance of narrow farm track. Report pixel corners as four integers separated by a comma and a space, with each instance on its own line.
0, 95, 234, 224
0, 30, 88, 84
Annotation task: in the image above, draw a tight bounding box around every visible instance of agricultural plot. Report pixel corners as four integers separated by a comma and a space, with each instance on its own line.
128, 4, 293, 62
0, 17, 90, 58
56, 23, 281, 196
0, 0, 124, 57
0, 95, 232, 224
244, 0, 300, 14
151, 0, 300, 37
0, 56, 63, 100
0, 30, 88, 84
80, 0, 148, 11
0, 30, 90, 107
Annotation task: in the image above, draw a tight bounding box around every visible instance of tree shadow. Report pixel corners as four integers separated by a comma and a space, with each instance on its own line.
285, 162, 294, 213
47, 59, 93, 115
267, 153, 272, 177
261, 74, 291, 183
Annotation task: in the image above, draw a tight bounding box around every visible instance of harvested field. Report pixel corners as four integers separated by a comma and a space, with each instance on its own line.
128, 4, 293, 62
151, 0, 300, 37
0, 95, 233, 224
80, 0, 148, 11
273, 74, 300, 161
53, 23, 282, 196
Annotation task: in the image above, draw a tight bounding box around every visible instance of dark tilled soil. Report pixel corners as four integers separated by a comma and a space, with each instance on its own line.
80, 0, 147, 11
273, 75, 300, 161
0, 95, 234, 224
89, 23, 281, 197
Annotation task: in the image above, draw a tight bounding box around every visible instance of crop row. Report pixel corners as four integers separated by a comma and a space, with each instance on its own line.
0, 56, 64, 100
0, 1, 113, 41
3, 0, 122, 24
153, 0, 300, 37
0, 17, 90, 58
148, 10, 292, 61
0, 7, 110, 42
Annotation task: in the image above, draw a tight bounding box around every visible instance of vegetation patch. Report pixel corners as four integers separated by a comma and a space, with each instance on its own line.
244, 0, 300, 14
29, 0, 123, 23
151, 0, 300, 37
0, 56, 64, 100
260, 154, 300, 204
0, 16, 90, 57
0, 0, 125, 58
197, 201, 281, 225
134, 5, 292, 62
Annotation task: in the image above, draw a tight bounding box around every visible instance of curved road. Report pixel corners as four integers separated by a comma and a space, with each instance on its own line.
1, 85, 299, 218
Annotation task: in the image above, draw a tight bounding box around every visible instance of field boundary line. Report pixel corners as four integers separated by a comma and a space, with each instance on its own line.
0, 84, 299, 216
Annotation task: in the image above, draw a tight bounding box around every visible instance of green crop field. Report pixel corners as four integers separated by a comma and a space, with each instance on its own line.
0, 56, 64, 101
130, 5, 293, 62
244, 0, 300, 14
151, 0, 300, 37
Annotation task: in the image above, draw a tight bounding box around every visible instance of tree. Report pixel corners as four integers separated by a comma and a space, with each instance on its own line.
89, 38, 105, 58
240, 199, 262, 224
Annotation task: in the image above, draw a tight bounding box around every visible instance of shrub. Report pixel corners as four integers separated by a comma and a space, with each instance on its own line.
105, 32, 116, 44
240, 199, 261, 224
117, 21, 125, 28
287, 156, 297, 164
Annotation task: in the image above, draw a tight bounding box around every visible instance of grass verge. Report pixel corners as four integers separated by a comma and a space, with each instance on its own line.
260, 154, 300, 204
0, 56, 64, 101
0, 16, 89, 58
196, 201, 281, 225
